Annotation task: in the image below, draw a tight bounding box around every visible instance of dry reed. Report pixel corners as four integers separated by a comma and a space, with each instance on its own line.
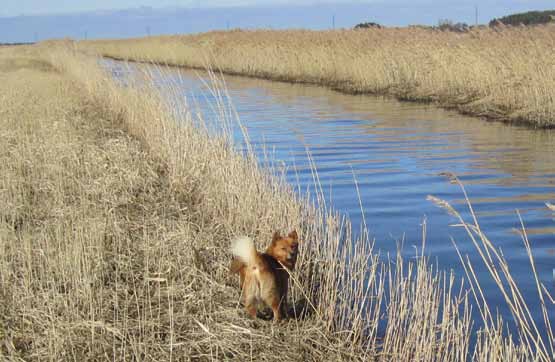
0, 43, 552, 361
79, 26, 555, 128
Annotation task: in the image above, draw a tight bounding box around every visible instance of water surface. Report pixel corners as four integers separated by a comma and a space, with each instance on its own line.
107, 60, 555, 329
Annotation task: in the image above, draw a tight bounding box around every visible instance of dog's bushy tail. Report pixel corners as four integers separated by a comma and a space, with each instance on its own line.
231, 236, 257, 265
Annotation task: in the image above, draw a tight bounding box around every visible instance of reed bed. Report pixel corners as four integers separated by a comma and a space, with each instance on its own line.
79, 26, 555, 128
0, 43, 552, 361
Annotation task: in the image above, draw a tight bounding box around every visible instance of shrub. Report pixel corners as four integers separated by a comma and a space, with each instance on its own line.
490, 10, 555, 26
354, 21, 383, 29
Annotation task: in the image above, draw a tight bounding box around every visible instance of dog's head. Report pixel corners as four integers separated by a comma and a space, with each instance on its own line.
266, 230, 300, 270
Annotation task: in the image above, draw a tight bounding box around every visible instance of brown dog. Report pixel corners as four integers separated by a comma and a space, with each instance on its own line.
230, 231, 299, 321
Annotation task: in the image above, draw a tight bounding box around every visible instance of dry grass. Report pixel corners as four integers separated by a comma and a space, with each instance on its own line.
78, 26, 555, 128
0, 44, 553, 361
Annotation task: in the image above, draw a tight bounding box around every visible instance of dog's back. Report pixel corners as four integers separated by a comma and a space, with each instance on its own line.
231, 237, 284, 319
230, 231, 300, 321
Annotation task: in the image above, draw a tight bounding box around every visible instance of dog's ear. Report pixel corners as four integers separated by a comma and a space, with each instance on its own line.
288, 230, 298, 240
272, 231, 281, 243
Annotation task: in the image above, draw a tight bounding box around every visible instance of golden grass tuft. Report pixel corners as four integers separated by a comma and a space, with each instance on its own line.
0, 44, 553, 361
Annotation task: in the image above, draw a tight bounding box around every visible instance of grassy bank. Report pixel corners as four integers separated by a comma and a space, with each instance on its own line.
0, 44, 552, 361
79, 26, 555, 128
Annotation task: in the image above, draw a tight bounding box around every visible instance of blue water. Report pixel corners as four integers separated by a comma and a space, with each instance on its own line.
107, 60, 555, 335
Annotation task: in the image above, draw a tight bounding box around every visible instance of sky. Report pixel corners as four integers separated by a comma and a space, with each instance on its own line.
2, 0, 553, 17
1, 0, 554, 42
7, 0, 331, 16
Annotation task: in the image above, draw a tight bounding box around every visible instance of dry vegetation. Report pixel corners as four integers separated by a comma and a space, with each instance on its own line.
0, 43, 553, 361
79, 26, 555, 128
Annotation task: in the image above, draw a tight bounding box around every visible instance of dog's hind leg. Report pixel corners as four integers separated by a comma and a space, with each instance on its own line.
269, 297, 283, 321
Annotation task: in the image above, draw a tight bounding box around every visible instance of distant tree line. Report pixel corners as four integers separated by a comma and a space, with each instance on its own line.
354, 19, 471, 32
490, 10, 555, 26
354, 9, 555, 31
